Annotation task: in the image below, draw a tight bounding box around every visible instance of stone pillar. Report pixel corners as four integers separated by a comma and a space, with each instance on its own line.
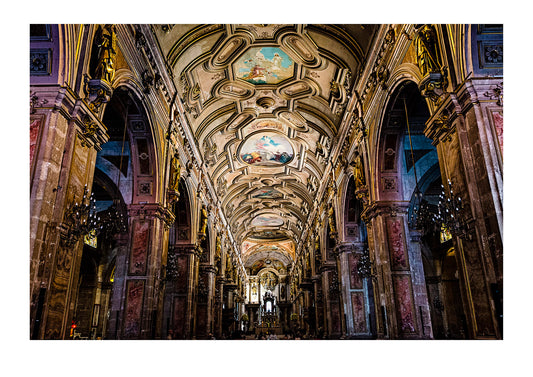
425, 78, 503, 338
113, 203, 172, 339
363, 202, 432, 339
106, 233, 129, 339
196, 264, 216, 338
213, 276, 224, 338
164, 244, 197, 339
338, 241, 373, 338
29, 87, 108, 339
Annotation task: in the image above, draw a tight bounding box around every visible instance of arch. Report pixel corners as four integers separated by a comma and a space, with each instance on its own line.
99, 86, 160, 205
373, 80, 436, 202
169, 179, 192, 244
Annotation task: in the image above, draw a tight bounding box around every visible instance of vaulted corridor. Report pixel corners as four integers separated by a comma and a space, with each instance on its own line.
29, 23, 504, 346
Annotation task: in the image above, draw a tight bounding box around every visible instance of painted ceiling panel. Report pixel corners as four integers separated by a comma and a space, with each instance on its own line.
156, 23, 378, 273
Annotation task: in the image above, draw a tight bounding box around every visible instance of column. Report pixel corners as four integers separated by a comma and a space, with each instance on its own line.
425, 79, 503, 338
31, 93, 108, 339
363, 202, 431, 339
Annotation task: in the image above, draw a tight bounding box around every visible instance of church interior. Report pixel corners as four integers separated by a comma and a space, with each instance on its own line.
28, 23, 505, 346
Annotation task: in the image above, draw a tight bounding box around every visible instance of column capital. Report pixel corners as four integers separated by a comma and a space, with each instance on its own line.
128, 202, 175, 228
334, 242, 359, 255
361, 201, 410, 222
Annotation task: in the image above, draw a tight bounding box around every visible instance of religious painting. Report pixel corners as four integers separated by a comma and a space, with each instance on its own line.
251, 187, 283, 199
235, 47, 294, 84
30, 118, 41, 168
251, 214, 284, 227
260, 271, 278, 291
240, 132, 294, 166
492, 111, 503, 155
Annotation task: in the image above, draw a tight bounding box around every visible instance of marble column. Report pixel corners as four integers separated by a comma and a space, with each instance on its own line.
111, 203, 172, 339
363, 202, 432, 339
106, 233, 130, 339
424, 78, 503, 338
30, 93, 108, 339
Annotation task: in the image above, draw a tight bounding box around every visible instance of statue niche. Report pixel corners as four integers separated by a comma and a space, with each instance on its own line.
415, 24, 448, 102
167, 154, 181, 204
85, 24, 117, 111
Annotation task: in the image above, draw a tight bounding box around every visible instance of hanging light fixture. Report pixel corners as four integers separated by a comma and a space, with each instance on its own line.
433, 179, 468, 238
354, 246, 375, 280
403, 96, 468, 239
62, 184, 101, 247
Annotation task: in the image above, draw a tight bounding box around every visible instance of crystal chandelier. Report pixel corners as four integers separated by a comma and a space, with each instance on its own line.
98, 200, 128, 236
355, 247, 375, 279
62, 184, 101, 246
434, 179, 468, 238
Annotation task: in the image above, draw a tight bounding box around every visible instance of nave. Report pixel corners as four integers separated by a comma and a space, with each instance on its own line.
29, 23, 503, 340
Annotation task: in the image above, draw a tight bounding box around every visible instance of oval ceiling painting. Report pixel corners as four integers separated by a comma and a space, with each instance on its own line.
240, 132, 294, 166
251, 214, 284, 227
235, 47, 294, 85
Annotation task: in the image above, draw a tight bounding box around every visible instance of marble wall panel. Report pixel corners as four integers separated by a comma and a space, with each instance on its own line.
387, 218, 409, 271
129, 220, 150, 275
392, 274, 416, 335
492, 111, 503, 155
351, 292, 367, 333
30, 118, 41, 167
348, 253, 363, 289
123, 279, 145, 338
172, 295, 187, 339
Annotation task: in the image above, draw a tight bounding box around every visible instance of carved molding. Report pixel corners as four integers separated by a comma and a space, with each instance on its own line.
361, 201, 410, 222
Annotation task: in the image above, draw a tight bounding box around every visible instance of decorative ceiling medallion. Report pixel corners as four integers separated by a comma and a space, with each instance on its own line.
251, 214, 284, 227
234, 47, 294, 85
256, 96, 276, 109
251, 187, 283, 199
239, 131, 294, 166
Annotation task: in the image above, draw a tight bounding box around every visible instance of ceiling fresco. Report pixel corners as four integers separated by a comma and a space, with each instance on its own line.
234, 47, 295, 84
239, 131, 294, 166
153, 24, 379, 273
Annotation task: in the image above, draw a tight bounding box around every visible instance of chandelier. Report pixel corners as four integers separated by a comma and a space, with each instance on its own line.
62, 184, 100, 246
355, 247, 375, 280
403, 97, 468, 238
434, 179, 468, 238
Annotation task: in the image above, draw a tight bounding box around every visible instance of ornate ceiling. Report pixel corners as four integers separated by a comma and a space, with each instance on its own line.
152, 24, 379, 273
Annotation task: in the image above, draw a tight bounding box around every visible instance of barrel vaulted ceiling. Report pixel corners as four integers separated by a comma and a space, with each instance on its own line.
151, 24, 379, 271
